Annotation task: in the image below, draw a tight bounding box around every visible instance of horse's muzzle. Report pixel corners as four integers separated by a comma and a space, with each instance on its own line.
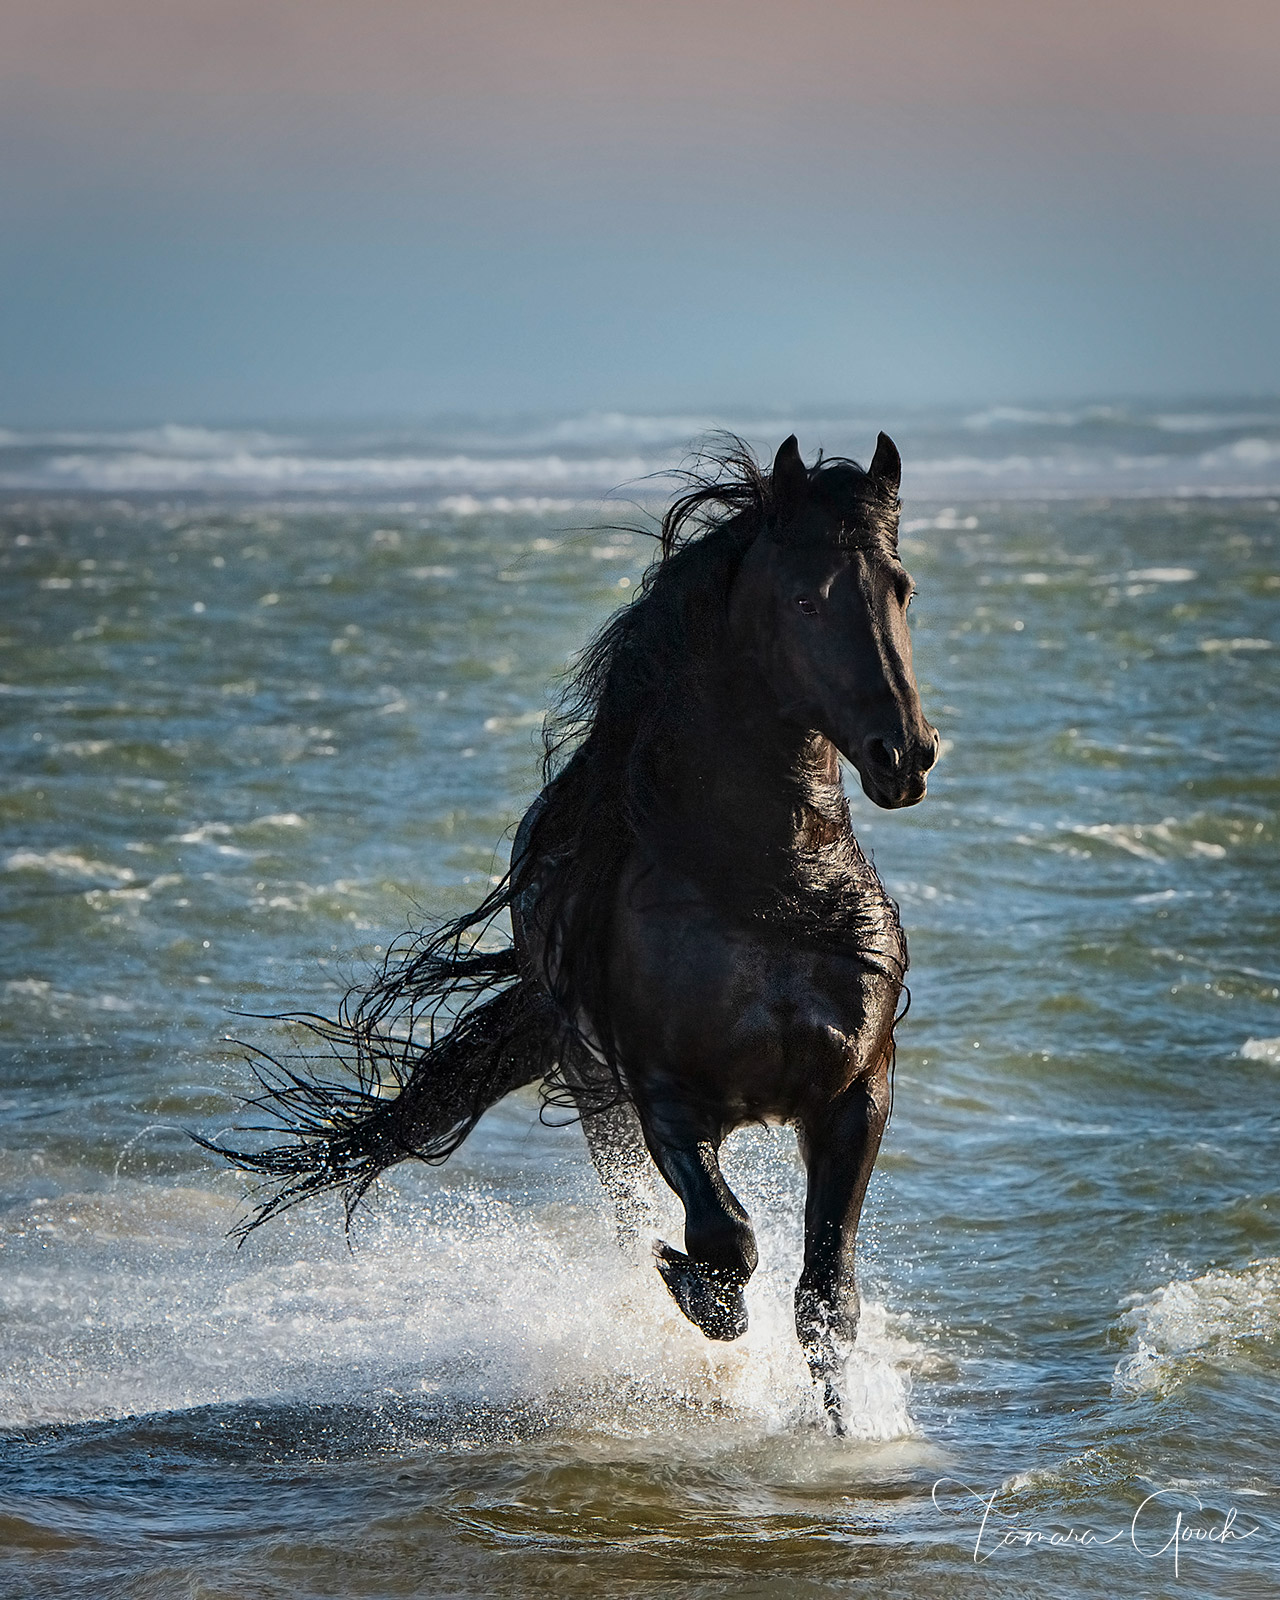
856, 725, 939, 809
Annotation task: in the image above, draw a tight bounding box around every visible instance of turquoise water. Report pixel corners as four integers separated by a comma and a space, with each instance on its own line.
1, 412, 1279, 1596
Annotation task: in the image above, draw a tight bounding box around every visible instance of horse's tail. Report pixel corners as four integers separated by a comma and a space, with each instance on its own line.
199, 914, 564, 1237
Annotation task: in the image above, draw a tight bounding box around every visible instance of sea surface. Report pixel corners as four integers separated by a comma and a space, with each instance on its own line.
1, 402, 1278, 1597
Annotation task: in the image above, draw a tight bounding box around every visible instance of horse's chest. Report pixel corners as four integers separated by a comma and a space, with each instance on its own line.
608, 870, 898, 1122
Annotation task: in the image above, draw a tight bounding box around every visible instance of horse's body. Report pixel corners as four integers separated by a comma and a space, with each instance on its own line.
210, 434, 937, 1424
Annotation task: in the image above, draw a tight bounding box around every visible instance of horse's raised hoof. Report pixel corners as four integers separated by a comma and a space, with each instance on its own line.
654, 1242, 748, 1340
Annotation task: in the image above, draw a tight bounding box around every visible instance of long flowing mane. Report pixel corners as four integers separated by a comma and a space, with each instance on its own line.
207, 438, 906, 1230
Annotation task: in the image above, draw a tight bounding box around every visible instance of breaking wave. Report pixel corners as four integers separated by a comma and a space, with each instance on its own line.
2, 402, 1280, 496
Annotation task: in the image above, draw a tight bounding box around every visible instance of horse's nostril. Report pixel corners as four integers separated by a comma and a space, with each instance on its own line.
865, 737, 901, 772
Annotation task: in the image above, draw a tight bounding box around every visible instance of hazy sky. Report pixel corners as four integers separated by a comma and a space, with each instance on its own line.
2, 0, 1278, 421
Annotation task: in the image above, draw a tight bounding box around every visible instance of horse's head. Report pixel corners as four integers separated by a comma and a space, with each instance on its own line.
730, 433, 939, 809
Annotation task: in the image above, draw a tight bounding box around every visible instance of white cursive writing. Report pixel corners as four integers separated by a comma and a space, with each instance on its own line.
1130, 1489, 1260, 1578
931, 1478, 1262, 1576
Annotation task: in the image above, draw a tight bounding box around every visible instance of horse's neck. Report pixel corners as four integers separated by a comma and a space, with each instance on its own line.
657, 662, 850, 869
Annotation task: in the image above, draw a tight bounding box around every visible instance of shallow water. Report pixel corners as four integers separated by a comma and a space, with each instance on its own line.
2, 421, 1279, 1596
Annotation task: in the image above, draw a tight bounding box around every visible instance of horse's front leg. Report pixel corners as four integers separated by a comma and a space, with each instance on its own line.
796, 1066, 891, 1425
645, 1133, 758, 1341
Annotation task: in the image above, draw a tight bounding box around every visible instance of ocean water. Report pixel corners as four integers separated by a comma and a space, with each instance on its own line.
1, 403, 1278, 1597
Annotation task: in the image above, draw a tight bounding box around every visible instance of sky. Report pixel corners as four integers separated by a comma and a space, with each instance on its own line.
2, 0, 1279, 422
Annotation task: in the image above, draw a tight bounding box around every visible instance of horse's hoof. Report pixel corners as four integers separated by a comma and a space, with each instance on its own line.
654, 1242, 748, 1340
819, 1377, 847, 1436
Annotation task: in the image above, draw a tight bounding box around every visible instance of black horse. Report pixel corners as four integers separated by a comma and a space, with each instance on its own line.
208, 433, 938, 1424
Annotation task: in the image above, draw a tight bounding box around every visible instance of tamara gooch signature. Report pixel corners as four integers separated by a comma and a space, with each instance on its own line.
931, 1479, 1263, 1577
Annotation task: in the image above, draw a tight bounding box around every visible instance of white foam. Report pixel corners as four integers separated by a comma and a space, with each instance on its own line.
1199, 437, 1280, 468
901, 509, 979, 532
4, 848, 136, 882
52, 739, 115, 756
0, 450, 664, 494
171, 822, 234, 844
436, 495, 584, 514
1113, 1259, 1280, 1396
0, 424, 292, 454
908, 452, 1055, 478
1071, 819, 1227, 863
1241, 1037, 1280, 1064
527, 413, 723, 447
962, 405, 1116, 430
0, 1172, 921, 1445
1200, 637, 1272, 653
1155, 411, 1280, 433
483, 710, 547, 733
6, 410, 1280, 497
1, 979, 134, 1014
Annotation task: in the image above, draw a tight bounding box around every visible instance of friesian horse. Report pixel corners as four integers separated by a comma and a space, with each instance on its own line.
207, 434, 938, 1425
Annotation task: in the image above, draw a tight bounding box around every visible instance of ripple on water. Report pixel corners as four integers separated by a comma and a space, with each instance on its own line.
2, 489, 1279, 1596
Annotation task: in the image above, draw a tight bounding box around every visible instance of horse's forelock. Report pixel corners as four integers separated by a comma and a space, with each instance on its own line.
811, 457, 898, 515
773, 458, 899, 553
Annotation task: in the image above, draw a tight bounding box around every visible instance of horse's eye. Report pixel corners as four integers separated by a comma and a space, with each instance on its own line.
796, 596, 818, 617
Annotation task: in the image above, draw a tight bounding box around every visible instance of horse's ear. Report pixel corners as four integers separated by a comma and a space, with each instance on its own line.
771, 435, 808, 517
869, 431, 901, 497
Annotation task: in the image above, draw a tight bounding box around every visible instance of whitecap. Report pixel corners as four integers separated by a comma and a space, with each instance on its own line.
4, 849, 136, 882
1241, 1037, 1280, 1064
436, 495, 582, 515
962, 405, 1106, 430
908, 453, 1050, 478
530, 412, 723, 447
172, 822, 234, 844
53, 739, 115, 756
0, 450, 664, 495
1155, 411, 1280, 433
1199, 437, 1280, 468
1, 979, 136, 1013
1113, 1259, 1280, 1396
1071, 819, 1226, 862
483, 710, 547, 733
900, 509, 979, 532
0, 423, 291, 454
